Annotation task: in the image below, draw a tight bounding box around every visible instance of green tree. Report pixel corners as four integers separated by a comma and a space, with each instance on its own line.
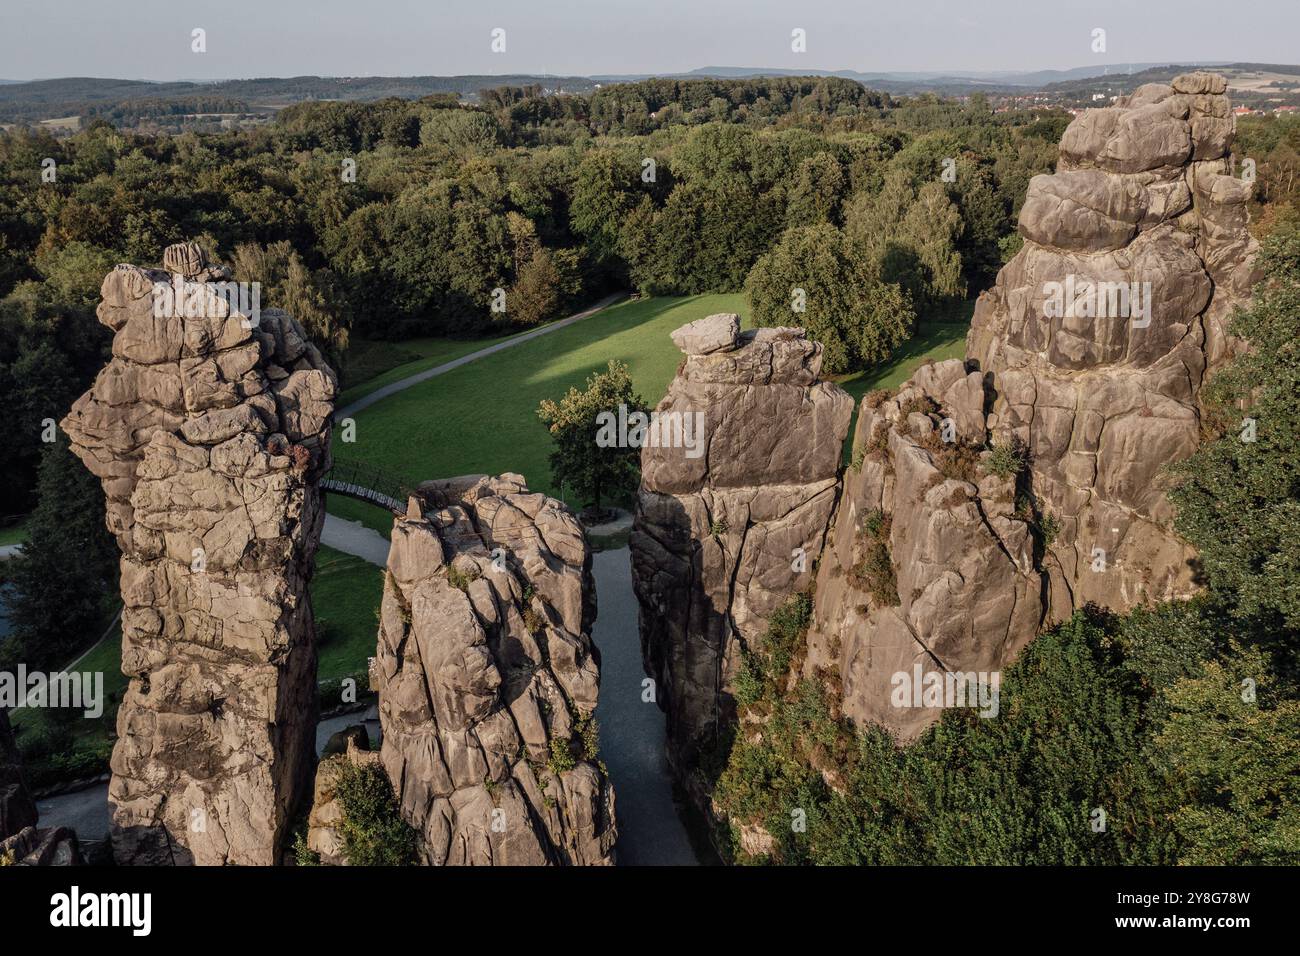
1170, 231, 1300, 629
746, 223, 915, 374
506, 246, 581, 327
845, 170, 967, 310
230, 240, 349, 365
1153, 644, 1300, 864
537, 360, 648, 513
569, 149, 641, 263
5, 439, 117, 671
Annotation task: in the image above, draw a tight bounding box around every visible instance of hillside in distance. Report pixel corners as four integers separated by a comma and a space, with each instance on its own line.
3, 61, 1299, 132
0, 74, 598, 123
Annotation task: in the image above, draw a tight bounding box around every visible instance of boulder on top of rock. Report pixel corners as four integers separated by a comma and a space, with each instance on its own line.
670, 312, 740, 355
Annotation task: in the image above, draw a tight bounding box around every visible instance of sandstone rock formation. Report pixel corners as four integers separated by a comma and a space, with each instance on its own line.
630, 316, 853, 784
1, 710, 83, 865
0, 825, 83, 866
371, 475, 615, 865
61, 243, 336, 864
0, 709, 38, 841
802, 72, 1259, 739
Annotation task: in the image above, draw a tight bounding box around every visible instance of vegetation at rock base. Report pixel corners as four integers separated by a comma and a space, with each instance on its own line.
292, 830, 321, 867
734, 593, 815, 711
332, 758, 419, 866
1171, 229, 1300, 633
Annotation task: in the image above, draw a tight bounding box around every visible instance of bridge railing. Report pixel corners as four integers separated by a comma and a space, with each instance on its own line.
321, 457, 419, 515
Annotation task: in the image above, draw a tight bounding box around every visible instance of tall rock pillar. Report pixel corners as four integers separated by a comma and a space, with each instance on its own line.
62, 243, 336, 864
630, 315, 853, 796
370, 475, 616, 865
803, 72, 1260, 741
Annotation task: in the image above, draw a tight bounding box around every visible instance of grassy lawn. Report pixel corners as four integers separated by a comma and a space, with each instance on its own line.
338, 332, 521, 409
830, 300, 974, 462
312, 544, 385, 683
331, 293, 972, 505
0, 520, 27, 547
325, 496, 395, 540
332, 293, 749, 506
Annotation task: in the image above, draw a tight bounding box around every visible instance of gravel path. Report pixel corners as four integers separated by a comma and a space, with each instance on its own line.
592, 547, 698, 865
321, 514, 391, 565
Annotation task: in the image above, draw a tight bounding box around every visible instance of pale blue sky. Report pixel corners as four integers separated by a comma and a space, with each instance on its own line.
1, 0, 1295, 81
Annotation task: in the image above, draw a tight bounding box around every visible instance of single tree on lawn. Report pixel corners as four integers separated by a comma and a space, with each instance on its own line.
538, 360, 649, 517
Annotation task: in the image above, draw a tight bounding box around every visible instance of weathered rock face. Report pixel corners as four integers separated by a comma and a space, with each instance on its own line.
372, 475, 615, 865
630, 315, 853, 780
804, 73, 1259, 740
0, 825, 83, 866
61, 244, 336, 864
1, 709, 38, 841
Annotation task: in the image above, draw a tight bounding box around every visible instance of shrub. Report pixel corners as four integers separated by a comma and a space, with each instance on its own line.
447, 563, 480, 592
1038, 512, 1060, 548
292, 831, 320, 867
548, 736, 577, 775
848, 511, 899, 607
984, 439, 1028, 479
574, 712, 602, 762
333, 759, 419, 866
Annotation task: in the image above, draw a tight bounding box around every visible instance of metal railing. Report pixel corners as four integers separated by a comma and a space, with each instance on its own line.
321, 457, 419, 515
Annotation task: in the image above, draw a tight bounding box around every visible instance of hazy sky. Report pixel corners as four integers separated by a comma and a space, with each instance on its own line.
2, 0, 1296, 81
